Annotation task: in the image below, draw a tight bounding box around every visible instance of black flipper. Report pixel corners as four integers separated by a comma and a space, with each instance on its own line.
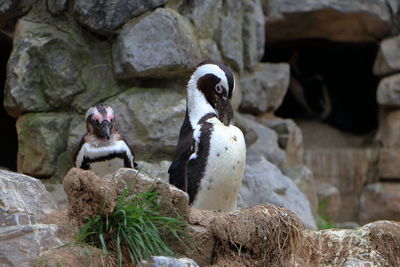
168, 111, 194, 192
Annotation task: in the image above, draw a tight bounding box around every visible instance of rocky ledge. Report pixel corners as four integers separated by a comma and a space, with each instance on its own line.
1, 168, 399, 266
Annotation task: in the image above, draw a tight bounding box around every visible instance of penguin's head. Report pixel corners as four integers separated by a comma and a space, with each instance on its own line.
189, 60, 235, 126
86, 104, 115, 140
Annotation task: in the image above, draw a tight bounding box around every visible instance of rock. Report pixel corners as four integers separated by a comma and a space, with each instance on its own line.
0, 170, 58, 220
376, 73, 400, 107
0, 0, 32, 28
239, 156, 317, 229
216, 1, 243, 72
234, 113, 286, 167
242, 0, 265, 70
113, 8, 201, 80
283, 165, 318, 217
239, 63, 290, 114
265, 0, 392, 43
376, 108, 400, 148
300, 120, 379, 221
63, 168, 117, 225
359, 183, 400, 224
137, 160, 171, 182
374, 35, 400, 76
259, 116, 303, 166
179, 0, 222, 39
43, 182, 68, 210
73, 0, 167, 35
296, 221, 400, 266
1, 224, 63, 267
378, 149, 400, 179
211, 204, 304, 266
5, 18, 85, 117
137, 256, 199, 267
0, 170, 62, 267
107, 88, 186, 160
198, 38, 223, 62
315, 181, 341, 221
16, 113, 71, 177
46, 0, 68, 16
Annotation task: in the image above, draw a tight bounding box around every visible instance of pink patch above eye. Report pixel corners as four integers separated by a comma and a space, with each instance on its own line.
92, 112, 102, 122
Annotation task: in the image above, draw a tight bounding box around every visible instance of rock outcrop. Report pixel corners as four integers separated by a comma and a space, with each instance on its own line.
0, 170, 62, 266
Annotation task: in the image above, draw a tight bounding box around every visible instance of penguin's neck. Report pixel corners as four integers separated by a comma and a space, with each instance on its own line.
187, 80, 217, 127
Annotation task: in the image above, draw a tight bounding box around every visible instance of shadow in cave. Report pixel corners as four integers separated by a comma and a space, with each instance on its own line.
264, 39, 379, 135
0, 31, 17, 171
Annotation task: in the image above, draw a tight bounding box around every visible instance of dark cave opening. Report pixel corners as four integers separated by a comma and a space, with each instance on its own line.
0, 31, 17, 171
264, 39, 379, 135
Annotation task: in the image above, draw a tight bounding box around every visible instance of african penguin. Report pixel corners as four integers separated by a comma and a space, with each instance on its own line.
169, 61, 246, 211
74, 104, 137, 177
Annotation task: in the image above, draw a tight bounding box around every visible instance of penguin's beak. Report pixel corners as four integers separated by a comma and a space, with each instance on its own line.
95, 121, 112, 140
216, 96, 233, 126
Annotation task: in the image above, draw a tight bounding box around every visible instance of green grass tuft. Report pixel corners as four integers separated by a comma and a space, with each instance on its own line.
316, 199, 337, 230
75, 186, 188, 266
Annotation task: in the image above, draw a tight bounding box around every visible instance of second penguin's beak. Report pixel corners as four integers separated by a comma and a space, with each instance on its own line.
216, 97, 233, 126
99, 121, 112, 140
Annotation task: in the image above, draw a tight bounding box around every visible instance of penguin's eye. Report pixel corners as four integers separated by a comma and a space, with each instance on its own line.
215, 84, 223, 94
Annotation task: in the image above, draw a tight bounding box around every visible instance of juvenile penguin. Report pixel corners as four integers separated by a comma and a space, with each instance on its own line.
169, 61, 246, 211
74, 104, 137, 177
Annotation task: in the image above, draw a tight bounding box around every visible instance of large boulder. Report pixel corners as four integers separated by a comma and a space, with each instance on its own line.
374, 35, 400, 76
16, 112, 71, 177
5, 15, 121, 117
107, 88, 186, 160
376, 108, 400, 148
113, 8, 201, 80
73, 0, 168, 35
359, 182, 400, 224
296, 221, 400, 266
265, 0, 392, 43
0, 0, 32, 28
239, 63, 290, 114
238, 156, 317, 229
0, 170, 62, 267
376, 73, 400, 107
378, 149, 400, 179
234, 113, 286, 167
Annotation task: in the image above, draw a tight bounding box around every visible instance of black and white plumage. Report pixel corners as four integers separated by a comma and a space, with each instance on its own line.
169, 61, 246, 211
74, 104, 137, 177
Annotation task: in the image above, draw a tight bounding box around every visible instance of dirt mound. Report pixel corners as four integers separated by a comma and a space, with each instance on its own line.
209, 204, 304, 266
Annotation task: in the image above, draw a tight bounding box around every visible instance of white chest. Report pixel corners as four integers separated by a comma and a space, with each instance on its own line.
90, 158, 126, 177
192, 121, 246, 211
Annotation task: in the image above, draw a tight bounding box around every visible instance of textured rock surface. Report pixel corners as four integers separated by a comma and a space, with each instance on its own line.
16, 113, 71, 177
239, 156, 317, 229
374, 35, 400, 76
0, 170, 61, 267
296, 221, 400, 266
265, 0, 392, 43
283, 165, 318, 217
137, 160, 171, 182
259, 116, 303, 166
73, 0, 168, 35
234, 114, 286, 167
378, 149, 400, 179
359, 183, 400, 224
46, 0, 67, 16
107, 88, 186, 159
113, 8, 201, 79
300, 120, 379, 221
376, 108, 400, 148
376, 73, 400, 107
137, 256, 199, 267
240, 63, 290, 114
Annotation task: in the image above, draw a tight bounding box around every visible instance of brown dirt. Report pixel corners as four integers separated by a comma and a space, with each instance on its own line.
63, 168, 117, 226
36, 245, 116, 267
210, 204, 304, 267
